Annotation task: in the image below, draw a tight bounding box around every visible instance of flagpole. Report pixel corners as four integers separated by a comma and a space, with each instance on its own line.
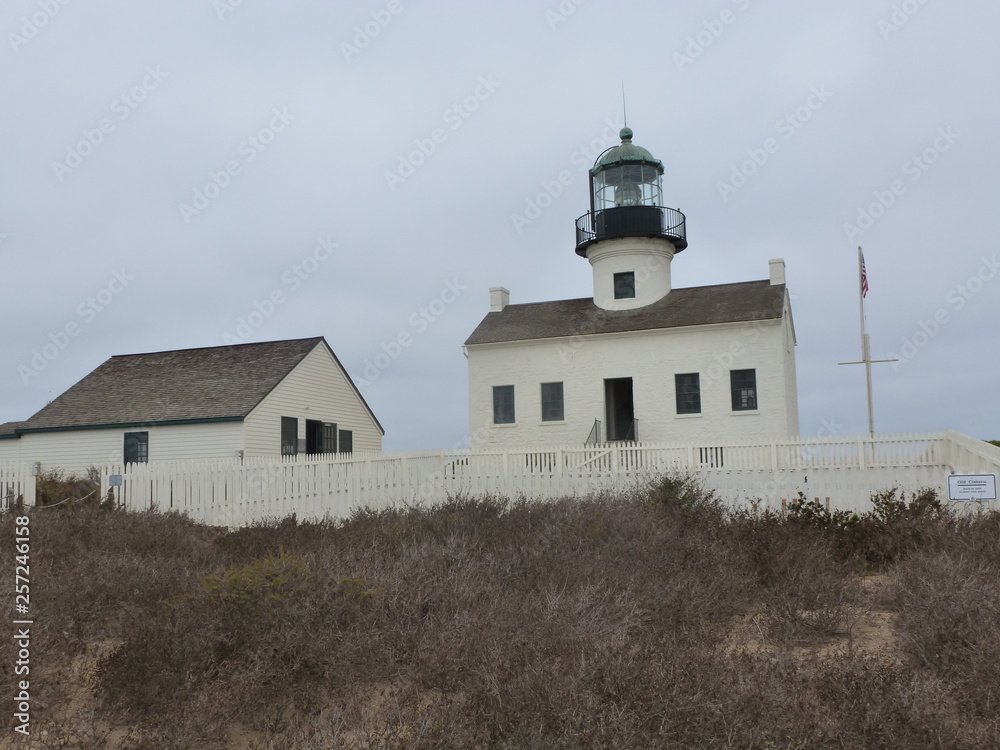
840, 248, 896, 437
858, 246, 874, 437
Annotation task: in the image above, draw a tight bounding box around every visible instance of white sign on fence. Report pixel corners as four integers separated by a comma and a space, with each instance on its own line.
948, 474, 998, 501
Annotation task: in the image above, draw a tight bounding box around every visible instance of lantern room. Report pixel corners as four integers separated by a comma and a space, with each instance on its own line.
575, 127, 687, 256
591, 127, 664, 210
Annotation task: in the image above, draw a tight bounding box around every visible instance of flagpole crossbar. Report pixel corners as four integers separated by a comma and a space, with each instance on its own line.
838, 359, 898, 366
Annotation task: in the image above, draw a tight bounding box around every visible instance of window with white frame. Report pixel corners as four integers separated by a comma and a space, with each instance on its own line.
493, 385, 515, 424
730, 369, 757, 411
541, 382, 564, 422
675, 373, 701, 414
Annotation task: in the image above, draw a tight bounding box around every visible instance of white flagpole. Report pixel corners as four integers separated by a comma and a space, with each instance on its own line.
858, 247, 874, 436
840, 248, 896, 436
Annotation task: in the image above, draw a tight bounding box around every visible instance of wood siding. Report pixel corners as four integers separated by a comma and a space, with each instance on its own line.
0, 439, 19, 464
244, 343, 382, 455
11, 421, 244, 475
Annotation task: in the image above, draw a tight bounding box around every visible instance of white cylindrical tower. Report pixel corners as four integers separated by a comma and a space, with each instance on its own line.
574, 127, 687, 310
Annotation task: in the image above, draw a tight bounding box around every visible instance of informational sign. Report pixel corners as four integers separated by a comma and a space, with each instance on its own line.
108, 474, 123, 487
948, 474, 997, 501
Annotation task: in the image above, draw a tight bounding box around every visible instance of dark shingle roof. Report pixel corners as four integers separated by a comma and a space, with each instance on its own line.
0, 421, 27, 438
18, 337, 382, 433
464, 280, 786, 346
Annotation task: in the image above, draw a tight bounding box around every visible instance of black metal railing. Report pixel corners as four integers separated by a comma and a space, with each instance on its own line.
585, 419, 602, 446
626, 418, 638, 443
575, 205, 687, 255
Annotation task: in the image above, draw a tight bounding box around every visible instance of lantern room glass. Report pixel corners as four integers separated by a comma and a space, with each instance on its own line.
592, 164, 663, 211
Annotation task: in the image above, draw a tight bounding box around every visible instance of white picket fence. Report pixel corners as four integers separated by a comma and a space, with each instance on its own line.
88, 430, 999, 527
3, 431, 998, 526
0, 462, 35, 511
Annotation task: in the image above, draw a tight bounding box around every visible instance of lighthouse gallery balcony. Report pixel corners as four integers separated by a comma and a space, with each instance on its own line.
575, 205, 687, 256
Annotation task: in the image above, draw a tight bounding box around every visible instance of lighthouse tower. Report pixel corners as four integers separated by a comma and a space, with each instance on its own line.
465, 122, 799, 448
574, 127, 687, 310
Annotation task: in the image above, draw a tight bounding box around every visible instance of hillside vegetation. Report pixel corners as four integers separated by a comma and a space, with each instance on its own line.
2, 478, 1000, 749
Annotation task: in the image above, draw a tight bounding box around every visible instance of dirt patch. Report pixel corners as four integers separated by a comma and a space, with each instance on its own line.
723, 574, 902, 665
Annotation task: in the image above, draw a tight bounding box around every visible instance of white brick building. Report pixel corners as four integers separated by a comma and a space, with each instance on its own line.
465, 127, 799, 446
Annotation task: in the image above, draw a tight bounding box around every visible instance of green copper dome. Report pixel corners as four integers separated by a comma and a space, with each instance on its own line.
591, 127, 664, 174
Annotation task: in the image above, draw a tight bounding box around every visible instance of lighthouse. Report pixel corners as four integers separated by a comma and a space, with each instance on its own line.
574, 127, 687, 310
464, 123, 799, 447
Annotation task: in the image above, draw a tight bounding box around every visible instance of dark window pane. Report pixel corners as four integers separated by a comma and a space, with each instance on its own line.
322, 422, 338, 454
124, 432, 148, 464
541, 382, 564, 422
730, 369, 757, 411
613, 272, 636, 300
306, 419, 323, 454
493, 385, 515, 424
338, 429, 353, 454
675, 373, 701, 414
281, 416, 298, 455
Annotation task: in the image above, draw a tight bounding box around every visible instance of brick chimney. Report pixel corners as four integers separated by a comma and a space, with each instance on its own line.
489, 286, 510, 312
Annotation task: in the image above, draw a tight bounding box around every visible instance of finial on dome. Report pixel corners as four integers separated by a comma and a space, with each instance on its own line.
619, 126, 633, 142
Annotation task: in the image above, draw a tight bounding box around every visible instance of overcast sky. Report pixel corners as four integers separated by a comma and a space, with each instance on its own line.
2, 0, 997, 450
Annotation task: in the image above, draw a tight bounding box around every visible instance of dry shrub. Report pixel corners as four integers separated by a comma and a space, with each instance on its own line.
729, 505, 855, 639
33, 466, 102, 507
885, 514, 1000, 729
3, 478, 1000, 747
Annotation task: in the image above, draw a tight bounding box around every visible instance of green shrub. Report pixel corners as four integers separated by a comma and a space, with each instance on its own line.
781, 487, 949, 573
196, 550, 312, 607
786, 491, 858, 531
647, 473, 710, 509
835, 487, 949, 571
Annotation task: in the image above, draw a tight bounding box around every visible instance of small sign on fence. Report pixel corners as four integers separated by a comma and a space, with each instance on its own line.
108, 475, 123, 487
948, 474, 997, 501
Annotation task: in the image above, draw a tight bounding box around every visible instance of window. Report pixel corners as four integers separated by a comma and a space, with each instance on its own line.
339, 429, 353, 454
541, 382, 564, 422
324, 423, 339, 453
306, 420, 338, 454
675, 373, 701, 414
281, 416, 298, 455
493, 385, 515, 424
731, 369, 758, 411
123, 432, 148, 464
613, 271, 636, 300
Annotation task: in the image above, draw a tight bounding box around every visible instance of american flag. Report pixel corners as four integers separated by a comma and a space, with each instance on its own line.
860, 250, 869, 298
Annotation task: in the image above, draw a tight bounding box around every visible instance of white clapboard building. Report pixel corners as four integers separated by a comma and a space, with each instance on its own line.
464, 127, 799, 446
0, 337, 382, 473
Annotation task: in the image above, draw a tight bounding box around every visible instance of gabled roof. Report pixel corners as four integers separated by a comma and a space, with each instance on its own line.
15, 337, 383, 435
464, 280, 786, 346
0, 421, 27, 439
